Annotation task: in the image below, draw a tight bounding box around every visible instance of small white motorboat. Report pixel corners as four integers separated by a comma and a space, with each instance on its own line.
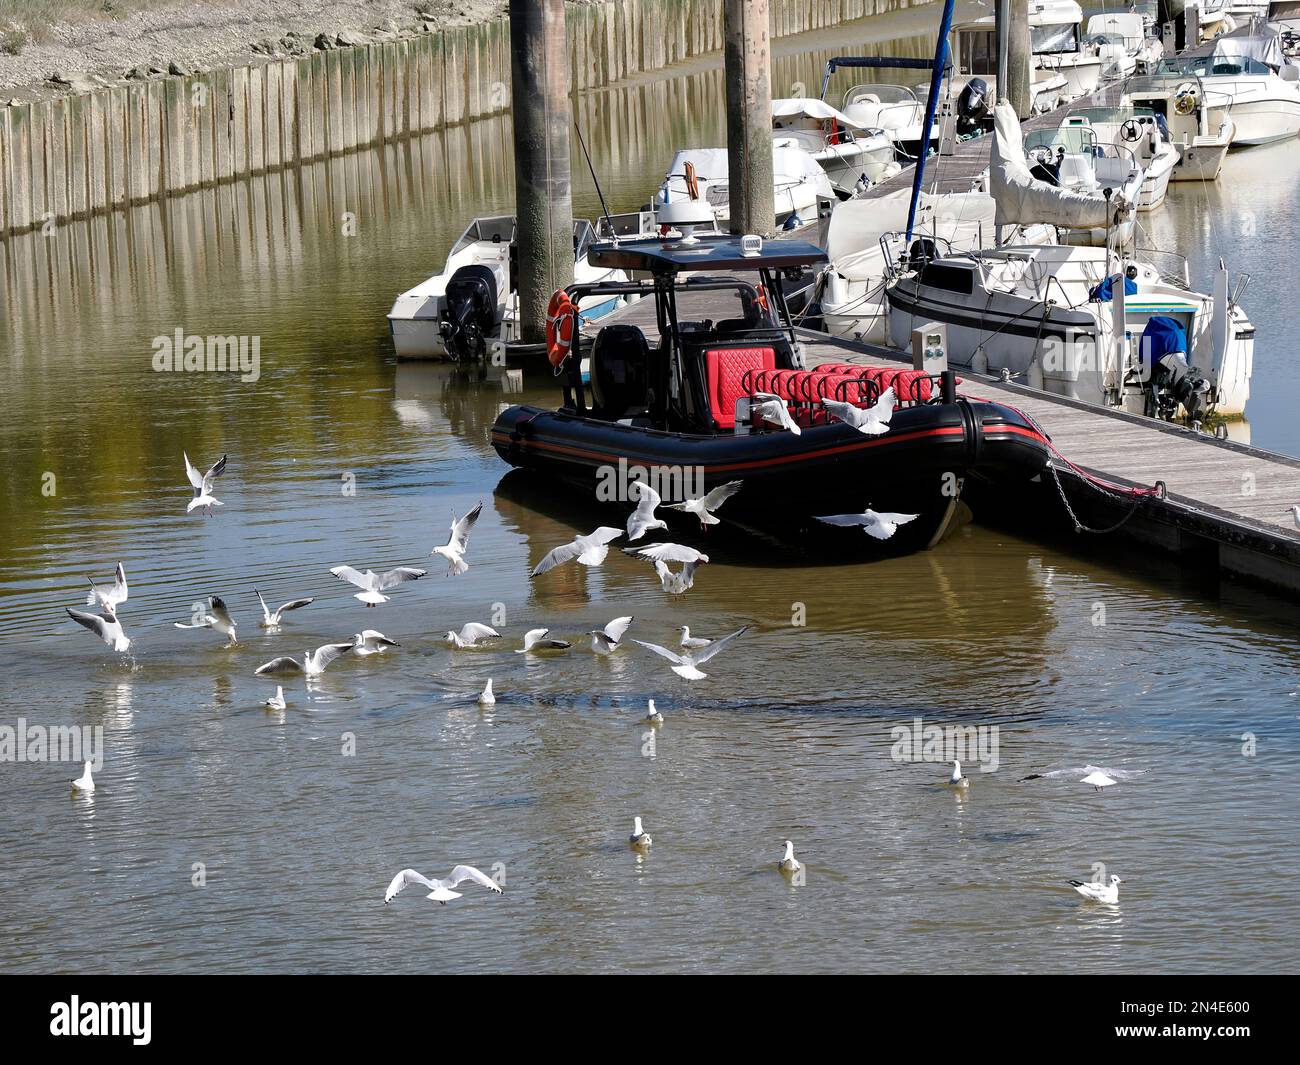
1030, 1, 1108, 102
1085, 11, 1166, 79
1036, 104, 1179, 210
1124, 72, 1236, 180
771, 97, 897, 193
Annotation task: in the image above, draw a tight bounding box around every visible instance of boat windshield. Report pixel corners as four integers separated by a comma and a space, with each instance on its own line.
572, 220, 595, 262
451, 216, 515, 254
1060, 105, 1159, 126
1032, 23, 1081, 56
1159, 55, 1274, 76
842, 83, 918, 108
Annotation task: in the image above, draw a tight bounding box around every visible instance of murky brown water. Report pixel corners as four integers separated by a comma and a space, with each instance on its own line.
2, 7, 1299, 973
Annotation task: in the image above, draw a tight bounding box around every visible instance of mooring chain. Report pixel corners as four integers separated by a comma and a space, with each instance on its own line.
1046, 460, 1152, 535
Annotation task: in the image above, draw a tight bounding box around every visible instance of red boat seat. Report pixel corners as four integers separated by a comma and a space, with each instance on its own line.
812, 362, 860, 376
706, 346, 777, 429
813, 373, 865, 404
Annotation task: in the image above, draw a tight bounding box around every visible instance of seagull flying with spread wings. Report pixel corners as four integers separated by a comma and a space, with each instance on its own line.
626, 482, 668, 542
822, 386, 896, 435
431, 501, 483, 576
86, 563, 128, 615
665, 480, 743, 530
750, 393, 801, 435
384, 865, 503, 905
624, 542, 709, 594
173, 595, 239, 645
632, 625, 748, 681
531, 527, 624, 577
815, 508, 918, 541
588, 615, 634, 655
254, 642, 354, 678
330, 565, 427, 607
183, 451, 227, 514
254, 588, 314, 630
66, 608, 131, 653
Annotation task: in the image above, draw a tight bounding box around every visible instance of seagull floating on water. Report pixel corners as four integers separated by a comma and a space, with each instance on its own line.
265, 686, 287, 711
679, 625, 711, 650
815, 508, 918, 541
384, 865, 503, 905
330, 564, 427, 607
516, 628, 571, 653
625, 482, 668, 541
822, 386, 896, 435
632, 625, 748, 681
629, 816, 652, 849
173, 596, 238, 646
950, 760, 969, 787
353, 630, 399, 656
531, 526, 624, 577
478, 679, 496, 706
751, 393, 801, 435
86, 563, 128, 614
778, 840, 801, 874
66, 607, 131, 653
183, 451, 227, 514
446, 623, 501, 648
254, 642, 354, 678
431, 501, 482, 576
1018, 764, 1143, 791
588, 615, 633, 655
644, 699, 663, 725
1069, 874, 1122, 904
254, 588, 314, 630
71, 760, 95, 793
665, 480, 743, 529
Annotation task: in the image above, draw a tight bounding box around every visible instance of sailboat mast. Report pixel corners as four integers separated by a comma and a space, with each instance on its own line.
905, 0, 957, 242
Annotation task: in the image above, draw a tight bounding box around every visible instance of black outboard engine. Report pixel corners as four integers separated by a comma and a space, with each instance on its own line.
956, 77, 989, 135
439, 264, 499, 362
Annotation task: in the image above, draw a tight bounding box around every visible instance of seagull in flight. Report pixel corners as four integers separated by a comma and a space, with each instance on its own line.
815, 508, 918, 541
516, 628, 571, 653
1018, 764, 1143, 791
431, 501, 482, 576
445, 623, 501, 649
665, 480, 743, 529
625, 542, 709, 593
629, 816, 652, 849
330, 564, 427, 606
183, 451, 227, 514
632, 625, 748, 680
679, 626, 711, 650
352, 630, 399, 656
71, 760, 95, 794
626, 482, 668, 541
384, 865, 503, 905
588, 615, 633, 655
254, 642, 354, 678
751, 393, 801, 435
173, 596, 238, 646
1069, 874, 1122, 904
254, 588, 314, 630
86, 563, 128, 615
822, 386, 896, 435
265, 686, 287, 711
66, 608, 131, 653
531, 526, 624, 577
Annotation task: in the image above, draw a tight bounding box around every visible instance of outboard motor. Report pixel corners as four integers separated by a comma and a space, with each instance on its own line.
1138, 315, 1213, 422
439, 265, 499, 362
956, 77, 990, 135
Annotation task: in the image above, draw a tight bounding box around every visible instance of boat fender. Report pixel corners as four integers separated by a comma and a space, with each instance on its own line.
546, 289, 577, 369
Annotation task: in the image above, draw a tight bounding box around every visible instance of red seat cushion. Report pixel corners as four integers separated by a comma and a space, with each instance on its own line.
706, 347, 776, 429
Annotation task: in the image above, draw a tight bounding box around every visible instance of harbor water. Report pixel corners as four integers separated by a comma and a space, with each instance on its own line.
1, 5, 1298, 973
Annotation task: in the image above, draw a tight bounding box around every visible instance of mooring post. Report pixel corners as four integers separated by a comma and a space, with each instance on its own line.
510, 0, 574, 344
723, 0, 775, 237
1004, 0, 1032, 120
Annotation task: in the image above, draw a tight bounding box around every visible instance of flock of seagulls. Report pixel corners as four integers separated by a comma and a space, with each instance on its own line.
59, 450, 1132, 911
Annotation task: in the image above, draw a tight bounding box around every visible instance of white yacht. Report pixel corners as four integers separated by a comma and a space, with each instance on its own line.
771, 98, 897, 192
1085, 11, 1167, 78
1124, 72, 1236, 180
832, 82, 938, 161
656, 142, 836, 230
1030, 1, 1107, 100
1160, 26, 1300, 144
1033, 104, 1179, 209
387, 217, 631, 360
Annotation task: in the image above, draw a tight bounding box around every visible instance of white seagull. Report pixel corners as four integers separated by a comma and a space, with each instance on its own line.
384, 865, 503, 905
822, 385, 896, 435
665, 480, 743, 529
629, 816, 652, 848
950, 760, 969, 787
85, 563, 128, 614
531, 526, 624, 577
632, 625, 748, 681
431, 501, 482, 576
679, 625, 711, 650
71, 760, 95, 793
516, 628, 571, 653
778, 840, 801, 874
644, 699, 663, 725
66, 607, 131, 653
1285, 505, 1300, 528
478, 679, 496, 707
265, 686, 287, 711
751, 392, 801, 435
625, 542, 710, 594
588, 615, 634, 655
626, 482, 668, 541
815, 508, 919, 541
1018, 764, 1143, 791
183, 451, 227, 514
1070, 874, 1122, 904
352, 630, 399, 656
173, 595, 238, 645
254, 588, 314, 630
330, 564, 427, 607
446, 623, 501, 649
254, 642, 354, 678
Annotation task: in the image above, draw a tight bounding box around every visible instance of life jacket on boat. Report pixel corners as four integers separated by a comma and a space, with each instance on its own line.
546, 289, 577, 369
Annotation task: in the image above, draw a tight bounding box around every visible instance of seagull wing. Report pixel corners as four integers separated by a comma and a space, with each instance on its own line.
457, 623, 499, 643
330, 565, 373, 590
701, 480, 744, 510
815, 513, 868, 527
448, 500, 483, 554
820, 397, 862, 426
275, 597, 314, 617
107, 563, 128, 608
602, 615, 634, 642
254, 656, 304, 676
254, 588, 272, 623
589, 526, 625, 545
311, 642, 355, 670
183, 451, 205, 491
532, 540, 581, 576
202, 453, 228, 491
376, 567, 426, 590
66, 607, 112, 641
858, 387, 896, 435
631, 639, 688, 667
385, 868, 438, 903
208, 596, 236, 629
625, 542, 700, 563
689, 625, 748, 665
445, 864, 503, 893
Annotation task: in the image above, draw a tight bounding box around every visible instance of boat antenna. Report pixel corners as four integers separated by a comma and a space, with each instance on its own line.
573, 116, 617, 243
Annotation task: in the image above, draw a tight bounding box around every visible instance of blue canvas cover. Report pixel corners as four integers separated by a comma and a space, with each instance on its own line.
1141, 315, 1188, 360
1089, 275, 1138, 302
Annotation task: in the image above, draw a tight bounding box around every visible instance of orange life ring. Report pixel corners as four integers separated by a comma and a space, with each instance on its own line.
546, 289, 577, 369
684, 160, 700, 201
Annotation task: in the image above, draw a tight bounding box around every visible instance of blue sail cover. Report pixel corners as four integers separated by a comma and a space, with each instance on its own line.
1089, 275, 1138, 302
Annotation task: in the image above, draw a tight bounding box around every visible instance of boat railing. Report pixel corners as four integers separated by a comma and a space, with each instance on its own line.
879, 231, 958, 278
1134, 248, 1192, 290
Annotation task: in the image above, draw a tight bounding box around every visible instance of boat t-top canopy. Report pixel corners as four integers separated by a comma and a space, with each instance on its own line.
588, 235, 828, 276
820, 54, 948, 100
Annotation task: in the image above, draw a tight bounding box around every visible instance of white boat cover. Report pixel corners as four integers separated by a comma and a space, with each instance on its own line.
827, 189, 997, 278
666, 143, 836, 201
1183, 28, 1288, 69
990, 101, 1126, 229
771, 97, 866, 128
